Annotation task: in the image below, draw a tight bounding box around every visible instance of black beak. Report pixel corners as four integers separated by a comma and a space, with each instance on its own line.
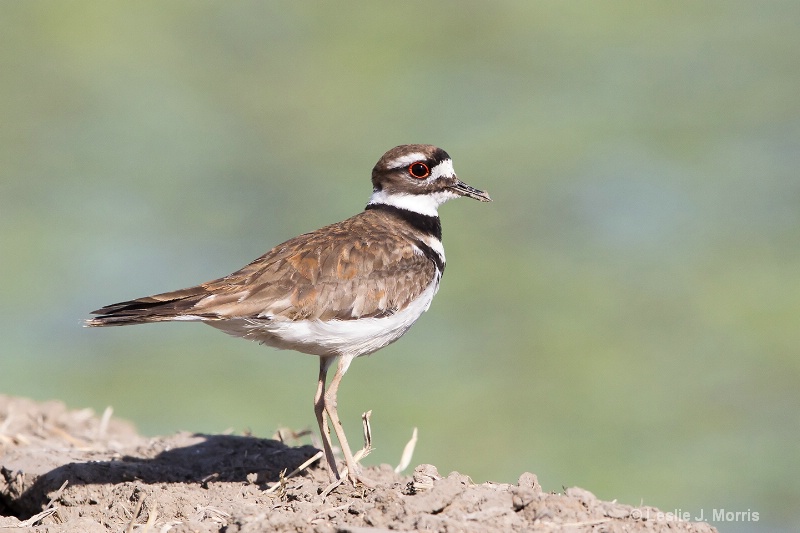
450, 179, 492, 202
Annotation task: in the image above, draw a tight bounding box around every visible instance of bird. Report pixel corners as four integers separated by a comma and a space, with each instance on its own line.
86, 144, 491, 486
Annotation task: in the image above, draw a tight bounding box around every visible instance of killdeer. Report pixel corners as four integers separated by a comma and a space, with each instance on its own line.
86, 144, 491, 485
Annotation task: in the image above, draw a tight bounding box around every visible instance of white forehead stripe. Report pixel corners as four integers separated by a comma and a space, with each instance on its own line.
430, 159, 455, 180
387, 153, 428, 169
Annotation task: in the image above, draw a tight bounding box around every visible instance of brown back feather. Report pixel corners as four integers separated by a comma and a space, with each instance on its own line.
87, 209, 438, 326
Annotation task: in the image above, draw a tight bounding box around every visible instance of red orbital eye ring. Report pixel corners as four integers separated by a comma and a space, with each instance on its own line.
408, 162, 430, 179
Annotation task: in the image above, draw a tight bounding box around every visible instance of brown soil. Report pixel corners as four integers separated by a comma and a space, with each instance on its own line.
0, 395, 716, 532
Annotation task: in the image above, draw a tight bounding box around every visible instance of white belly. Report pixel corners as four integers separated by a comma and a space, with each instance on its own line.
207, 278, 439, 358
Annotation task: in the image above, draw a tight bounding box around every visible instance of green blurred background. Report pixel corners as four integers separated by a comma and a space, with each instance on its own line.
2, 1, 798, 530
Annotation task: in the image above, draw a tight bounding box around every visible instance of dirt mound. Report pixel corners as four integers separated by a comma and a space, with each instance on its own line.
0, 395, 716, 532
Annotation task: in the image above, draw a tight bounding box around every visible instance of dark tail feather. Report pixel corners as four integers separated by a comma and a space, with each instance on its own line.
85, 286, 211, 327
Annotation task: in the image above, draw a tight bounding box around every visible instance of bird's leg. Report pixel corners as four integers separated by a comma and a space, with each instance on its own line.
314, 356, 339, 480
324, 355, 375, 487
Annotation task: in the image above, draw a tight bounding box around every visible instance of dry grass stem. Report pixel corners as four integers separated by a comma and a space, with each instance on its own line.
273, 427, 312, 444
264, 451, 324, 494
125, 496, 145, 533
18, 507, 57, 527
361, 410, 372, 451
394, 427, 418, 473
310, 502, 350, 521
351, 410, 373, 464
45, 479, 69, 509
537, 518, 613, 529
194, 505, 230, 524
49, 425, 85, 447
320, 476, 344, 498
97, 406, 113, 439
0, 406, 13, 433
141, 505, 158, 533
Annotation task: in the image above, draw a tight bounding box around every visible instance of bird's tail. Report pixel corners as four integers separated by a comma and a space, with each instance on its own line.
85, 286, 212, 327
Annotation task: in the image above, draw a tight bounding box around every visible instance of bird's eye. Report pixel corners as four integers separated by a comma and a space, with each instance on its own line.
408, 162, 430, 179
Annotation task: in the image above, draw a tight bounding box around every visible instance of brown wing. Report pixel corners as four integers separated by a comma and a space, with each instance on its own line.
87, 210, 437, 326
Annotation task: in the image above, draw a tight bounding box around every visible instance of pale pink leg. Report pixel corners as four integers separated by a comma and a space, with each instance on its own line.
314, 356, 339, 479
324, 355, 373, 486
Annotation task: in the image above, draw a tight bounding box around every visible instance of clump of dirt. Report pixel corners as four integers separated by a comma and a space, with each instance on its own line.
0, 395, 716, 532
